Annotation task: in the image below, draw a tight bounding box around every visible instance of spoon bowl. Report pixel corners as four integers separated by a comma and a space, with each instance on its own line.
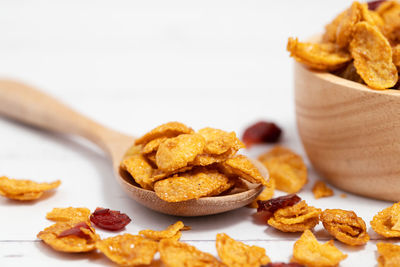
0, 79, 266, 216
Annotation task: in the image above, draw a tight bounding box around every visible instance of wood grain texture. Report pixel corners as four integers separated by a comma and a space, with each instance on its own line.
295, 62, 400, 201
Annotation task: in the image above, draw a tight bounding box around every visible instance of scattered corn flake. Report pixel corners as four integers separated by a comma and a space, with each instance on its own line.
223, 155, 269, 186
139, 221, 187, 241
377, 242, 400, 267
249, 178, 275, 209
134, 122, 194, 145
142, 137, 168, 154
259, 146, 307, 193
312, 181, 334, 199
292, 230, 347, 267
120, 154, 154, 190
198, 127, 244, 155
154, 169, 233, 202
350, 21, 398, 89
37, 221, 99, 253
159, 239, 224, 267
287, 37, 351, 71
0, 176, 60, 201
268, 201, 321, 232
321, 209, 369, 246
46, 207, 91, 222
156, 134, 206, 173
96, 234, 158, 266
216, 233, 270, 267
371, 202, 400, 237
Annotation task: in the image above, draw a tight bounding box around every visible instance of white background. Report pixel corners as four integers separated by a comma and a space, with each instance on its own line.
0, 0, 397, 266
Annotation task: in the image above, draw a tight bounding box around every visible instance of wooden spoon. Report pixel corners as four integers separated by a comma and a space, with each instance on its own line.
0, 79, 266, 216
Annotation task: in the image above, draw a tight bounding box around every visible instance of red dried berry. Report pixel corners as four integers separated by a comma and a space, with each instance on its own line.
242, 121, 282, 147
58, 222, 92, 239
90, 207, 131, 231
263, 263, 305, 267
257, 194, 301, 220
368, 0, 386, 10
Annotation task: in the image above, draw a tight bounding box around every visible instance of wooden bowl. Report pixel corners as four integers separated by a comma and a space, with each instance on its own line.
294, 62, 400, 202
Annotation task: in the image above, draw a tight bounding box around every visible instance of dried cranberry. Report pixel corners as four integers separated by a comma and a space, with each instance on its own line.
257, 194, 301, 220
262, 263, 305, 267
368, 0, 386, 10
58, 222, 92, 239
90, 207, 131, 231
242, 121, 282, 147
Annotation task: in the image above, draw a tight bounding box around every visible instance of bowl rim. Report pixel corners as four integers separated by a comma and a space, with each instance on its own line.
297, 62, 400, 97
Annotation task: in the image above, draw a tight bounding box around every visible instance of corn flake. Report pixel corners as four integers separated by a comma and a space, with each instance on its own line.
223, 155, 269, 186
192, 148, 236, 166
198, 127, 244, 155
142, 137, 168, 154
0, 176, 60, 201
156, 134, 206, 173
377, 1, 400, 44
312, 181, 334, 199
120, 154, 154, 190
335, 1, 363, 48
159, 239, 224, 267
287, 37, 351, 71
393, 44, 400, 68
321, 209, 369, 246
268, 201, 321, 232
37, 221, 99, 253
96, 234, 158, 266
377, 242, 400, 267
371, 202, 400, 238
46, 207, 91, 222
259, 146, 307, 193
249, 178, 275, 209
292, 230, 347, 267
350, 21, 398, 89
135, 121, 194, 145
139, 221, 188, 241
216, 233, 270, 267
154, 169, 233, 202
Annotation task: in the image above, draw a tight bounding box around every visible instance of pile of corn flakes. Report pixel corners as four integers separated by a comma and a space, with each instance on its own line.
288, 0, 400, 90
120, 122, 270, 202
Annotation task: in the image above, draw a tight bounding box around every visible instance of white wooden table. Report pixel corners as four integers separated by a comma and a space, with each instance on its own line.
0, 0, 396, 266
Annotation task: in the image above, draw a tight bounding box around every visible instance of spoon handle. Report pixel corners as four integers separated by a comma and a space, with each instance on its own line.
0, 79, 122, 154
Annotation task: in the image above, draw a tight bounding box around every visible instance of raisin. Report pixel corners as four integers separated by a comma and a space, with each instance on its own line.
58, 222, 92, 239
257, 194, 301, 220
90, 207, 131, 231
368, 0, 386, 10
242, 121, 282, 147
263, 263, 305, 267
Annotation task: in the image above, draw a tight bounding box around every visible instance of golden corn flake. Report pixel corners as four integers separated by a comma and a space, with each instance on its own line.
156, 134, 206, 173
134, 121, 194, 145
37, 221, 99, 253
198, 127, 244, 155
249, 178, 275, 209
393, 44, 400, 68
321, 209, 369, 246
191, 148, 236, 167
292, 230, 347, 267
287, 37, 351, 71
139, 221, 187, 241
223, 155, 269, 186
120, 154, 154, 190
377, 1, 400, 44
142, 137, 168, 154
0, 176, 60, 201
312, 181, 334, 199
96, 234, 158, 266
377, 242, 400, 267
335, 1, 363, 48
323, 9, 347, 43
46, 207, 91, 222
216, 233, 270, 267
350, 21, 398, 89
259, 146, 307, 193
268, 201, 321, 232
371, 202, 400, 238
159, 239, 224, 267
123, 144, 142, 159
154, 169, 233, 202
